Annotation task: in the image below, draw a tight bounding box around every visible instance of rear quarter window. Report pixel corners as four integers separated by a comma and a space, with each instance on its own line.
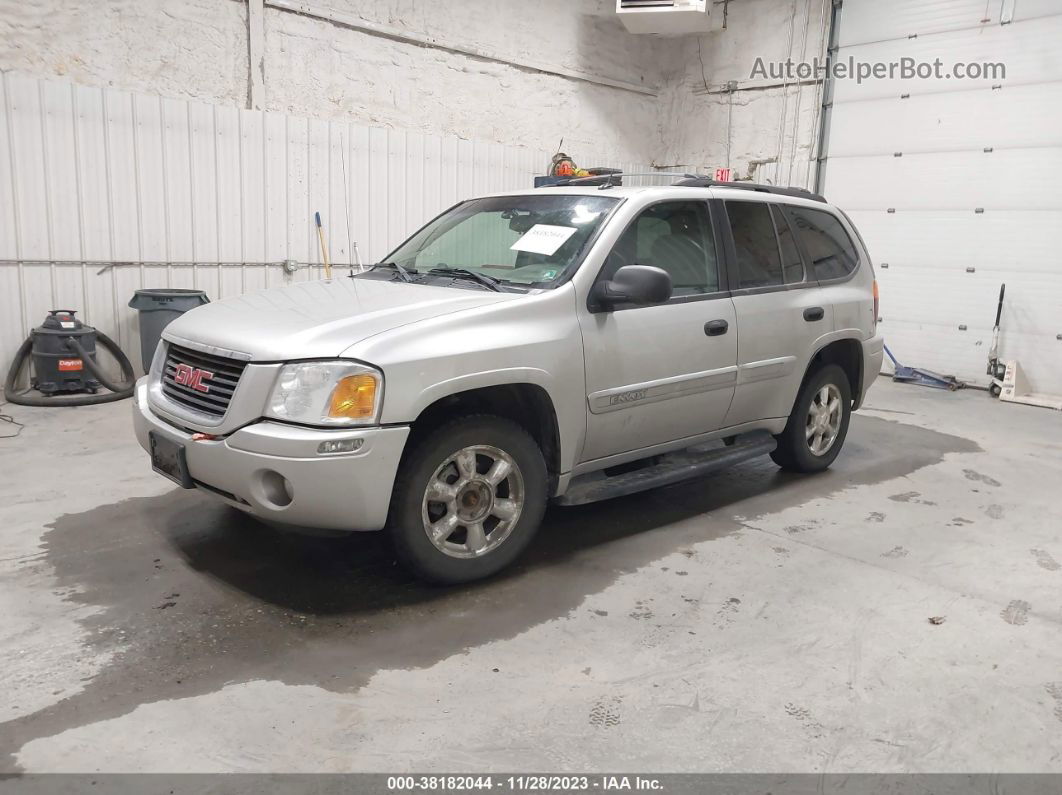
787, 207, 859, 281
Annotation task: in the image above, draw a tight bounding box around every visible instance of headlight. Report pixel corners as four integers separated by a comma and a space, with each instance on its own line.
265, 361, 382, 427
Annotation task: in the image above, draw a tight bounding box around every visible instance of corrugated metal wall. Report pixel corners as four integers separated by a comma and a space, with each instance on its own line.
0, 72, 652, 380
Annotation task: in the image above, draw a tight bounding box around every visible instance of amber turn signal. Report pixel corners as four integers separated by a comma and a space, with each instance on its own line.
328, 374, 378, 419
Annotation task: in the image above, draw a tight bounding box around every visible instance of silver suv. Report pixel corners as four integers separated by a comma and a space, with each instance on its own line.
133, 177, 883, 583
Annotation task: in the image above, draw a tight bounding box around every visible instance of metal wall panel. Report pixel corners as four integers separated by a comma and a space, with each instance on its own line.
824, 1, 1062, 394
0, 73, 651, 380
832, 14, 1062, 102
837, 0, 1060, 46
827, 83, 1062, 157
825, 149, 1062, 211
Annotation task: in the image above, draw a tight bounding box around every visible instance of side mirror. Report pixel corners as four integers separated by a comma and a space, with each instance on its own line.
590, 265, 672, 312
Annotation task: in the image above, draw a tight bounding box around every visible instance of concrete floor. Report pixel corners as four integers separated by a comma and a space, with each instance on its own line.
0, 380, 1060, 773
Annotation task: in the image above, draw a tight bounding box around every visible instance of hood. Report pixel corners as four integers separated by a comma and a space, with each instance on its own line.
162, 277, 519, 361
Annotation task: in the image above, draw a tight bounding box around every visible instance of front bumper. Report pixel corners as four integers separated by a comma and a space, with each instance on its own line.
133, 379, 409, 531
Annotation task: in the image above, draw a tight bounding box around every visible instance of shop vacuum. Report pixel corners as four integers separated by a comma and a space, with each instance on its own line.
3, 310, 136, 406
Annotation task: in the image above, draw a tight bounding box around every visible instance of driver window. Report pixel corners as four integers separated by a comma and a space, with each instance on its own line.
604, 201, 717, 297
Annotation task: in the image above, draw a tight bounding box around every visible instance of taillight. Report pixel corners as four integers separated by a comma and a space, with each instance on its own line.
872, 279, 880, 327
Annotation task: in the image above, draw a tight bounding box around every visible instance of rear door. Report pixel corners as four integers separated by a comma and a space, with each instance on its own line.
720, 198, 834, 426
785, 204, 868, 336
577, 199, 737, 463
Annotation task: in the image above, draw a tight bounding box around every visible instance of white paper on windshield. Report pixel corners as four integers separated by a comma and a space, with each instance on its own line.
510, 224, 577, 256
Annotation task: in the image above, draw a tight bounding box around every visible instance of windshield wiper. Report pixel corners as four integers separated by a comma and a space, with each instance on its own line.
370, 261, 415, 282
426, 267, 504, 292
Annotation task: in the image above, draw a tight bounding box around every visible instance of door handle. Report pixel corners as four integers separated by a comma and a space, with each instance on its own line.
704, 319, 729, 336
803, 306, 825, 322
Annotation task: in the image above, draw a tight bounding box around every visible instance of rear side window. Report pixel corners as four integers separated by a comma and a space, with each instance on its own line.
771, 205, 805, 284
787, 207, 859, 280
726, 201, 783, 289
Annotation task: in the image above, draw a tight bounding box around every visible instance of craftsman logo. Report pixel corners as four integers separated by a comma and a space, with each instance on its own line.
58, 358, 83, 371
173, 363, 214, 393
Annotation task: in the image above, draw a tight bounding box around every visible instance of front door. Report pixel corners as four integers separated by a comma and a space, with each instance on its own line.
577, 200, 738, 464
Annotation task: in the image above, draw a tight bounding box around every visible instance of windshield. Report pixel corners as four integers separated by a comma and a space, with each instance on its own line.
379, 195, 621, 287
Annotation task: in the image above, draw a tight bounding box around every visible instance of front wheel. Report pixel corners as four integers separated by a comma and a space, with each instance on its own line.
770, 364, 852, 473
387, 415, 548, 584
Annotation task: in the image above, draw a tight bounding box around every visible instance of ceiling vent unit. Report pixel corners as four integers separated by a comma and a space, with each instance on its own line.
616, 0, 715, 35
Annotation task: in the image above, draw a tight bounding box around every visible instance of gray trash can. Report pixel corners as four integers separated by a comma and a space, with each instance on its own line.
128, 288, 210, 372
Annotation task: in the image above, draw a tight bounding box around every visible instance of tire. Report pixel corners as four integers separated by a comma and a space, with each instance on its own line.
387, 414, 548, 584
770, 363, 852, 473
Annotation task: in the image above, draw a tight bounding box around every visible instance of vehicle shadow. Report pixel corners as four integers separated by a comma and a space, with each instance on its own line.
166, 455, 806, 616
161, 414, 977, 620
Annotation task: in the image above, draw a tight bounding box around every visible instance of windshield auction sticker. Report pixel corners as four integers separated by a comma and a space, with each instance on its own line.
510, 224, 578, 256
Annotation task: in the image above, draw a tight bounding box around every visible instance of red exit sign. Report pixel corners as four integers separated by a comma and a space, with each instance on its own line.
714, 167, 733, 182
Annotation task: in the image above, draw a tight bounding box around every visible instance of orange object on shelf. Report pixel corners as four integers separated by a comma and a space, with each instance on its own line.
550, 151, 578, 177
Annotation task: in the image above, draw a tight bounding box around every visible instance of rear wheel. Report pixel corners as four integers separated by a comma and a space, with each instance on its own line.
770, 364, 852, 473
387, 415, 547, 584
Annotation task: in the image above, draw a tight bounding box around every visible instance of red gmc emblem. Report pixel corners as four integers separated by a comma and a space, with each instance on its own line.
173, 363, 214, 393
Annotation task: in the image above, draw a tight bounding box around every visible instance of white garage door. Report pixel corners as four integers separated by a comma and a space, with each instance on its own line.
821, 0, 1062, 393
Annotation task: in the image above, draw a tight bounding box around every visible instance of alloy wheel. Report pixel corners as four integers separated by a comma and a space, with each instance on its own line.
806, 383, 843, 456
421, 444, 525, 559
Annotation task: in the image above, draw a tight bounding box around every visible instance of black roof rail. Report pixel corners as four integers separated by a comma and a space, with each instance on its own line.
673, 177, 827, 203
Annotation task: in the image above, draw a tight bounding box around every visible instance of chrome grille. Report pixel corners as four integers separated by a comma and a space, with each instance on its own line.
161, 344, 247, 418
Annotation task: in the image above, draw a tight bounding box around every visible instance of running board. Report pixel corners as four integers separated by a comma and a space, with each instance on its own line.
556, 430, 777, 507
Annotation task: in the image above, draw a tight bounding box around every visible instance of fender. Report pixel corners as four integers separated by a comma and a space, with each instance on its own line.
404, 366, 557, 419
390, 367, 585, 475
798, 330, 866, 410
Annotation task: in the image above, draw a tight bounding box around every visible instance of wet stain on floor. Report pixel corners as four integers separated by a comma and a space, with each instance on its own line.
1030, 549, 1061, 572
1000, 600, 1031, 626
0, 416, 978, 769
963, 469, 1001, 487
588, 696, 623, 728
1046, 683, 1062, 724
888, 492, 937, 506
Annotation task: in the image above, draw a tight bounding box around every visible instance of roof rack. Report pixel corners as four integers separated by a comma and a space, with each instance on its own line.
540, 171, 827, 202
674, 177, 827, 203
539, 171, 703, 189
